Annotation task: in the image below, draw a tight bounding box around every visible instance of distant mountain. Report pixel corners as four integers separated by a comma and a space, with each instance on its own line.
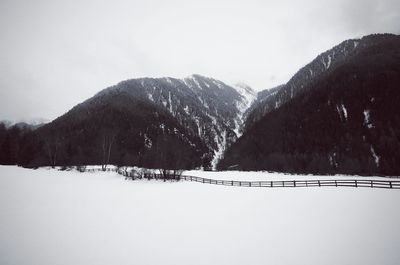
219, 33, 400, 175
0, 121, 40, 165
0, 119, 47, 130
242, 85, 283, 132
0, 119, 48, 165
11, 74, 255, 169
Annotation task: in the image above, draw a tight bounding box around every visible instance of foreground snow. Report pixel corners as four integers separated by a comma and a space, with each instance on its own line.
1, 166, 399, 265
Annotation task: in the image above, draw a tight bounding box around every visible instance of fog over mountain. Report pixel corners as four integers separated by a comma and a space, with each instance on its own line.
1, 0, 399, 121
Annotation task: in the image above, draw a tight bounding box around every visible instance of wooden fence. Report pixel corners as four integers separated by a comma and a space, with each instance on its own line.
179, 175, 400, 189
82, 168, 400, 189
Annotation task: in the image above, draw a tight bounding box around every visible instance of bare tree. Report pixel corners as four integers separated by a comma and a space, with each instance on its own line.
155, 134, 186, 181
45, 134, 60, 168
76, 165, 87, 172
101, 131, 116, 171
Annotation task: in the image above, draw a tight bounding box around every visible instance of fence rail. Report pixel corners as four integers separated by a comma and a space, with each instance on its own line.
83, 168, 400, 189
179, 175, 400, 189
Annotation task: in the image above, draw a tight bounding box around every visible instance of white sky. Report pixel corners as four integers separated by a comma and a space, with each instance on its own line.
0, 0, 399, 121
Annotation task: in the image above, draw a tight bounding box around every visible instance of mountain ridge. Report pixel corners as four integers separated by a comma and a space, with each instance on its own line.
5, 74, 255, 169
219, 33, 400, 175
243, 33, 397, 132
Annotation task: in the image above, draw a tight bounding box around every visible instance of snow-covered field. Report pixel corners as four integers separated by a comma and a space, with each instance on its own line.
1, 166, 399, 265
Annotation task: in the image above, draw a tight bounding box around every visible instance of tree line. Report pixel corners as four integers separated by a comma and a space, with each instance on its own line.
0, 122, 206, 171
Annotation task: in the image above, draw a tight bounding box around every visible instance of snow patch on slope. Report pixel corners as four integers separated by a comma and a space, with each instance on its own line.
192, 76, 202, 89
341, 104, 348, 120
370, 145, 380, 167
211, 131, 227, 169
232, 83, 257, 137
336, 103, 348, 121
363, 109, 373, 128
326, 55, 332, 69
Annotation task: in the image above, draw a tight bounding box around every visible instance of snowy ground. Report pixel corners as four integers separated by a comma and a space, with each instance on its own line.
1, 166, 400, 265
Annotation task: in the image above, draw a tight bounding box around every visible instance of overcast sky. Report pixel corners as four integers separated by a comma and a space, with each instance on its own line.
0, 0, 399, 121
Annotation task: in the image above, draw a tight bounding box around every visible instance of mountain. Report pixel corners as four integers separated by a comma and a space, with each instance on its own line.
13, 75, 255, 169
219, 33, 400, 175
243, 34, 398, 131
0, 119, 47, 130
242, 85, 283, 132
0, 119, 49, 165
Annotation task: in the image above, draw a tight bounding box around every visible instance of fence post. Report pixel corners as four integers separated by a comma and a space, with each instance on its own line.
335, 180, 337, 187
390, 181, 393, 189
355, 180, 358, 188
318, 180, 321, 187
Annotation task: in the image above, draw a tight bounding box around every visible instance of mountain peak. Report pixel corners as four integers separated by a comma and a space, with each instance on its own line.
186, 74, 211, 80
233, 82, 256, 95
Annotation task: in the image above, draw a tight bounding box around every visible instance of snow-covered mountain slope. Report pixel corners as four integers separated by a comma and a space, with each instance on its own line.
220, 33, 400, 175
244, 33, 397, 131
22, 74, 255, 169
231, 83, 257, 136
94, 74, 255, 168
